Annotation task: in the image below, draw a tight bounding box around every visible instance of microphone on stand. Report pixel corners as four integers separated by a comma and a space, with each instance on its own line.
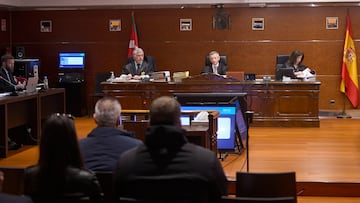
0, 76, 18, 96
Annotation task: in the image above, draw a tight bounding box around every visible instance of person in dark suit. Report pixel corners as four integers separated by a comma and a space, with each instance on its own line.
281, 50, 315, 78
201, 51, 228, 75
0, 171, 33, 203
121, 47, 156, 80
24, 113, 103, 203
0, 54, 25, 93
114, 96, 228, 202
79, 96, 142, 172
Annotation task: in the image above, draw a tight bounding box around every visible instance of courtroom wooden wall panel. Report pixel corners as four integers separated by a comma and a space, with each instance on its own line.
5, 6, 360, 112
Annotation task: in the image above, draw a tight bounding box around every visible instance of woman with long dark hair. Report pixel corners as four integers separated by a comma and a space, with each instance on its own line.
24, 113, 102, 202
283, 50, 315, 78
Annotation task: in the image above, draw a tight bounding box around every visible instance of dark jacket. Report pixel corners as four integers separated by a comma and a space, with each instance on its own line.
121, 61, 155, 76
280, 62, 311, 79
24, 166, 102, 203
114, 125, 228, 202
0, 67, 16, 93
79, 127, 142, 171
201, 63, 228, 75
0, 193, 33, 203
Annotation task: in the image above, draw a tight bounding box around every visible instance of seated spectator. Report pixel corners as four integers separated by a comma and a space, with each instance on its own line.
79, 96, 142, 171
114, 96, 228, 202
24, 113, 103, 203
0, 171, 33, 203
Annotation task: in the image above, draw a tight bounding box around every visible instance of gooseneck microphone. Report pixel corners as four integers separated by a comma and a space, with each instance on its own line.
0, 75, 16, 87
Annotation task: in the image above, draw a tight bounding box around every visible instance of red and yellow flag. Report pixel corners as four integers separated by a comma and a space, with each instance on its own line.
340, 15, 359, 108
127, 12, 139, 57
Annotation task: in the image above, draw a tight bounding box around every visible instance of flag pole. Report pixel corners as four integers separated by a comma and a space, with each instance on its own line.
337, 93, 352, 118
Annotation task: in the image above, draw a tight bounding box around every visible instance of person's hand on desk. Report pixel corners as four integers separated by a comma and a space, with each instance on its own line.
15, 80, 26, 90
126, 74, 141, 80
295, 68, 315, 78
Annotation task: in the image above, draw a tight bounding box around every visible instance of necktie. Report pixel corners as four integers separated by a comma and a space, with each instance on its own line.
212, 65, 218, 74
4, 69, 10, 81
137, 64, 141, 71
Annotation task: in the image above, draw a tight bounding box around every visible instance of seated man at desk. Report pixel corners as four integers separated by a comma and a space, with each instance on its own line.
0, 54, 25, 93
281, 50, 315, 79
121, 47, 156, 80
201, 51, 228, 75
114, 96, 227, 202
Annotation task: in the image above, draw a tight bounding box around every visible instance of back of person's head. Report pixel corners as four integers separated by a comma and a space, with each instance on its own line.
150, 96, 181, 126
38, 113, 83, 174
288, 50, 304, 65
1, 54, 14, 64
94, 96, 121, 127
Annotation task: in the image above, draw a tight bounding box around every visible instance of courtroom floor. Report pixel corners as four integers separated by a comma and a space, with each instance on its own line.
1, 116, 360, 182
1, 116, 360, 203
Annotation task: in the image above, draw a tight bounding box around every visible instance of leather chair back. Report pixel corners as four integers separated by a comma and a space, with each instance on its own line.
205, 55, 227, 66
236, 172, 297, 203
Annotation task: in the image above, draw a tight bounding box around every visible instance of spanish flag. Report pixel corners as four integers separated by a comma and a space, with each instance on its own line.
127, 12, 139, 57
340, 15, 359, 108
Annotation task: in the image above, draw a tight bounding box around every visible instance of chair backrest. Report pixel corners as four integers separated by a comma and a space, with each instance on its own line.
118, 176, 210, 203
276, 55, 289, 66
94, 72, 111, 93
95, 172, 116, 203
127, 56, 157, 71
236, 172, 297, 202
274, 55, 290, 81
205, 55, 227, 66
221, 196, 296, 203
31, 195, 92, 203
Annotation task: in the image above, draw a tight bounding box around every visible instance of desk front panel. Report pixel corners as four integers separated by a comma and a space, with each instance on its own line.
0, 89, 65, 157
102, 81, 320, 127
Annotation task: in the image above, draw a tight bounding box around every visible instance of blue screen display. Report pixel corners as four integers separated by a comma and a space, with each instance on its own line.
180, 106, 236, 150
59, 52, 85, 69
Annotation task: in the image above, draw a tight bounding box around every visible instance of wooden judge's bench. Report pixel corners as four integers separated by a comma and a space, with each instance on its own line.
101, 74, 321, 127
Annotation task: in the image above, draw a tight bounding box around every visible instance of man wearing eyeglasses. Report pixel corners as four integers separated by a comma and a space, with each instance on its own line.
79, 97, 142, 172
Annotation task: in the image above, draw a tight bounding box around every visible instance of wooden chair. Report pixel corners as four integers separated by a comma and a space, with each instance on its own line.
236, 172, 297, 203
221, 196, 296, 203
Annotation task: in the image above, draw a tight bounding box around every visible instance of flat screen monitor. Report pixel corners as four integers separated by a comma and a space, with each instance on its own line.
180, 105, 236, 151
59, 52, 85, 69
175, 92, 248, 152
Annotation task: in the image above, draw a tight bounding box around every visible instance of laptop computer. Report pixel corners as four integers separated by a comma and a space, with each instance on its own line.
25, 77, 39, 93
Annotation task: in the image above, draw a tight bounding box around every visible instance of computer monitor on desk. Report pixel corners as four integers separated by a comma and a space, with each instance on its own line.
175, 93, 247, 152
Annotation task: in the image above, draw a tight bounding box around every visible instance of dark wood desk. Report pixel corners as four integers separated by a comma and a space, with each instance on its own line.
102, 77, 320, 127
0, 88, 65, 157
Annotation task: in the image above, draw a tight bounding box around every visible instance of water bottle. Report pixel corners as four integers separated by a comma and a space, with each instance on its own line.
109, 71, 115, 82
43, 76, 49, 90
